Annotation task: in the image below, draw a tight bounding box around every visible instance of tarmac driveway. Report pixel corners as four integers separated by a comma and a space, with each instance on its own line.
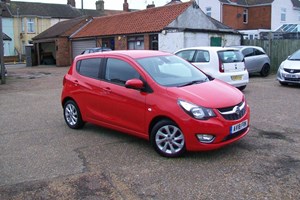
0, 66, 299, 200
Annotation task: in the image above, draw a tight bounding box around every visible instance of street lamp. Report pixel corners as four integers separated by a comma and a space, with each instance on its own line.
0, 1, 5, 84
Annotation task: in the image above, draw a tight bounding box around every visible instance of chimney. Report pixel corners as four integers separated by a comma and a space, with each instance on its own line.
67, 0, 76, 7
123, 0, 129, 12
147, 1, 155, 9
96, 0, 104, 12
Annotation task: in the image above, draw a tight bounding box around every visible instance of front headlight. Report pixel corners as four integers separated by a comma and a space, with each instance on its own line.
178, 99, 216, 120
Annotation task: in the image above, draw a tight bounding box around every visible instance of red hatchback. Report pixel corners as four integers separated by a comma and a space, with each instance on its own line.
61, 50, 250, 157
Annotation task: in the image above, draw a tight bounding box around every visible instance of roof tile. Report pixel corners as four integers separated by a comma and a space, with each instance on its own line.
72, 2, 193, 38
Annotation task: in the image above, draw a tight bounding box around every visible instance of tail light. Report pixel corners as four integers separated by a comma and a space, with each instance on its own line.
219, 58, 224, 73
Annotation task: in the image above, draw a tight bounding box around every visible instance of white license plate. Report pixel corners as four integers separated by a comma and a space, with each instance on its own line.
230, 120, 248, 134
231, 75, 243, 81
285, 74, 298, 78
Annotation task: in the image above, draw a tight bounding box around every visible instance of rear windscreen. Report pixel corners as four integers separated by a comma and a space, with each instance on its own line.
218, 50, 243, 63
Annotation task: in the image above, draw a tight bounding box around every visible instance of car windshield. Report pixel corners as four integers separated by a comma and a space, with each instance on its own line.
289, 50, 300, 60
136, 55, 209, 87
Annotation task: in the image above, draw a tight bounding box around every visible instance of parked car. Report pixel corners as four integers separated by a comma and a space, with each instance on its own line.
174, 47, 249, 90
277, 49, 300, 85
231, 46, 271, 77
61, 50, 250, 157
81, 47, 112, 54
0, 66, 7, 79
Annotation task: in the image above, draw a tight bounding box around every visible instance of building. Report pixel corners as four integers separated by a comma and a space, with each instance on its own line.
195, 0, 300, 39
1, 0, 124, 62
70, 1, 241, 57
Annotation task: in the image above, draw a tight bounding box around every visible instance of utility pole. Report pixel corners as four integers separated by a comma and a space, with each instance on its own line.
0, 1, 5, 84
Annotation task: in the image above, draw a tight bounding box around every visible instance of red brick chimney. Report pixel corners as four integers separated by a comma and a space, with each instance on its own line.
67, 0, 76, 7
123, 0, 129, 12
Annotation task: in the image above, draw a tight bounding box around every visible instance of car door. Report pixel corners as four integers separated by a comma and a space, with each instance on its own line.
97, 57, 147, 134
72, 57, 104, 120
242, 47, 258, 73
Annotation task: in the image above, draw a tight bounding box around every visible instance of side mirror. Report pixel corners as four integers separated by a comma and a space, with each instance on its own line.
125, 79, 144, 90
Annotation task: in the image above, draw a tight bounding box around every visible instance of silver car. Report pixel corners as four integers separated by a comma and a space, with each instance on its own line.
232, 46, 271, 77
277, 49, 300, 86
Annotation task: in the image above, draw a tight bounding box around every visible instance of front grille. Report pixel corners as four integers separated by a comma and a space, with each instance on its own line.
284, 68, 300, 73
217, 101, 246, 121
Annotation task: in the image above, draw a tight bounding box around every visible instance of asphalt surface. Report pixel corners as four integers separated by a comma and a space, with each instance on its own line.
0, 65, 299, 200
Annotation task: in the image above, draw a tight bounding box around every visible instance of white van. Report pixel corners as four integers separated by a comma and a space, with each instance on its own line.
174, 47, 249, 90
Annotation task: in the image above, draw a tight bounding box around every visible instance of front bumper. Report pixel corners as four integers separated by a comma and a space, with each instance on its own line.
180, 105, 250, 151
277, 69, 300, 84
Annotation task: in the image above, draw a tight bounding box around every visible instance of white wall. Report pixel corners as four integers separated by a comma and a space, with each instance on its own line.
271, 0, 300, 30
159, 32, 241, 53
195, 0, 221, 21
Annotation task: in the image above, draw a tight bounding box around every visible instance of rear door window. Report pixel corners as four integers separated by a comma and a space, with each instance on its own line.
175, 50, 196, 62
194, 50, 210, 62
76, 58, 102, 79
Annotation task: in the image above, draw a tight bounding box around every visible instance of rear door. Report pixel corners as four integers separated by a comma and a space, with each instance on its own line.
217, 50, 245, 73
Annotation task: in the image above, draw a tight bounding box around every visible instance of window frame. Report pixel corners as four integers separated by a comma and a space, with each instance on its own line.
27, 18, 35, 33
281, 8, 286, 22
76, 58, 102, 79
104, 58, 141, 86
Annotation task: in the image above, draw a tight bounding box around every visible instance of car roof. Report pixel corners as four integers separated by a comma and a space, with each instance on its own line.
76, 50, 172, 60
175, 46, 239, 52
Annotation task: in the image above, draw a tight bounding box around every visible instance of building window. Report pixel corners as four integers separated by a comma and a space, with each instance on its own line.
243, 8, 248, 24
27, 18, 35, 33
206, 7, 212, 17
281, 8, 286, 22
128, 36, 144, 50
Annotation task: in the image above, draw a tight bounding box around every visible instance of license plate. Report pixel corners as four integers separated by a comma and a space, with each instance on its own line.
231, 75, 243, 81
285, 74, 298, 78
230, 120, 248, 134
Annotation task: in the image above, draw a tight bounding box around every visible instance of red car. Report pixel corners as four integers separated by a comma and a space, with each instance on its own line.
61, 50, 250, 157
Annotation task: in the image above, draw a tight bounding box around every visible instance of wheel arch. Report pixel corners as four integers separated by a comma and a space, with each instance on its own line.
148, 116, 179, 139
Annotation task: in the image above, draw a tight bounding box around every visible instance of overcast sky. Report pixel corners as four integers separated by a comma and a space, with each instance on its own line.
12, 0, 190, 10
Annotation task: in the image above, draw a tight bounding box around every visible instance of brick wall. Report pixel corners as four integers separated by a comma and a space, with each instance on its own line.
56, 38, 71, 67
223, 5, 271, 30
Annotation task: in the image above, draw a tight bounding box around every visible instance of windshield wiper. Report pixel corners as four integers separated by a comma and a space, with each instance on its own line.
178, 78, 208, 87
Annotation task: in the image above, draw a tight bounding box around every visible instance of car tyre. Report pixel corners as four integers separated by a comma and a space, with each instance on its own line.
150, 119, 186, 157
260, 64, 270, 77
64, 100, 85, 129
237, 85, 247, 91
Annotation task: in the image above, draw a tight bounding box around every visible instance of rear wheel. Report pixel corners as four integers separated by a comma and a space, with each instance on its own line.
63, 100, 84, 129
150, 119, 186, 157
260, 64, 270, 77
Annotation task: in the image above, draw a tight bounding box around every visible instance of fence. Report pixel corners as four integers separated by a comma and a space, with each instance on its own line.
242, 39, 300, 74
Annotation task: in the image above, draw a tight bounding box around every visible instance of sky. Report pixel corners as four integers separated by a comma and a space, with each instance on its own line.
12, 0, 190, 10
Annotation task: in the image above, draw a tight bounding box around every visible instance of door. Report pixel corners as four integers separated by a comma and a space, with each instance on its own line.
98, 57, 147, 134
72, 40, 96, 59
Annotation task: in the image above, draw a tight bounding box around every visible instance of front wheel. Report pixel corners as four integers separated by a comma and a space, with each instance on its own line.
237, 85, 247, 91
150, 120, 186, 157
63, 100, 85, 129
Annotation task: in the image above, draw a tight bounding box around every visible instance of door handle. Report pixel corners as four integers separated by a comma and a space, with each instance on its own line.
103, 87, 111, 94
74, 80, 79, 86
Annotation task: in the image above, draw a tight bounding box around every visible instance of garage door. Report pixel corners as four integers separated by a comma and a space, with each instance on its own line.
72, 40, 96, 59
